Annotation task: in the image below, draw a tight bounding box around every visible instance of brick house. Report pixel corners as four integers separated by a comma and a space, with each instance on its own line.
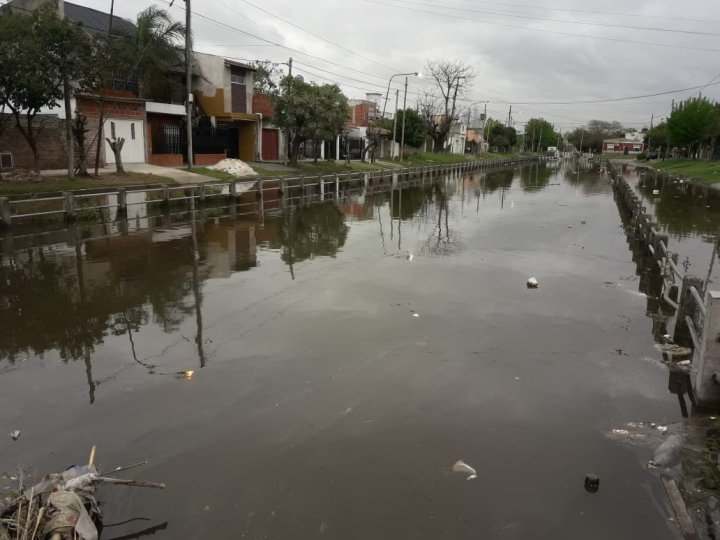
602, 138, 644, 154
1, 0, 147, 171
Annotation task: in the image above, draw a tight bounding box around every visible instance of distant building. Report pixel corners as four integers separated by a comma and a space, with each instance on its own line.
602, 138, 644, 154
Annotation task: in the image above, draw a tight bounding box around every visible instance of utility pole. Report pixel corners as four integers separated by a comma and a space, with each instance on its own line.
399, 76, 408, 161
185, 0, 194, 169
58, 0, 75, 179
579, 129, 584, 156
287, 57, 293, 77
507, 105, 512, 127
392, 89, 399, 159
94, 0, 114, 176
282, 57, 293, 166
650, 113, 654, 130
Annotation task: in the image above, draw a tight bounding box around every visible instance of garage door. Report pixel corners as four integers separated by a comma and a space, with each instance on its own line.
262, 129, 279, 161
105, 119, 146, 164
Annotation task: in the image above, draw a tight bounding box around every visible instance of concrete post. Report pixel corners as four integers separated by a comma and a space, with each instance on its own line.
0, 197, 11, 227
230, 181, 237, 200
198, 184, 206, 203
117, 189, 127, 216
695, 291, 720, 405
63, 192, 76, 221
189, 188, 196, 212
161, 185, 170, 206
300, 176, 306, 205
258, 179, 265, 210
319, 176, 325, 200
674, 275, 705, 348
335, 174, 339, 202
281, 179, 287, 209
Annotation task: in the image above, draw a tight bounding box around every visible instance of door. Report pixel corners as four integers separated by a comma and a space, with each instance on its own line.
262, 129, 279, 160
105, 119, 146, 164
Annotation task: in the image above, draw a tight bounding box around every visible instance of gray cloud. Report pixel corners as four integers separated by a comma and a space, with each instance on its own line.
77, 0, 720, 131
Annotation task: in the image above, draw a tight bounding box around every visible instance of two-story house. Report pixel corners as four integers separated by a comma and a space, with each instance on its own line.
191, 53, 257, 164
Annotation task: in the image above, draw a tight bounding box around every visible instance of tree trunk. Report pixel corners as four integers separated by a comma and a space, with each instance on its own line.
289, 138, 302, 167
432, 135, 444, 153
106, 137, 126, 174
361, 140, 377, 163
12, 111, 40, 175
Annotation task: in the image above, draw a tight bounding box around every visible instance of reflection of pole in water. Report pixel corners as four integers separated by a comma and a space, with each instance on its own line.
190, 197, 206, 367
500, 186, 508, 209
376, 199, 387, 256
398, 187, 402, 251
74, 233, 96, 404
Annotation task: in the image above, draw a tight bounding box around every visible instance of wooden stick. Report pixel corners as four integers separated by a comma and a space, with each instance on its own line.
29, 508, 44, 540
20, 488, 33, 540
88, 445, 96, 467
95, 477, 166, 489
99, 461, 148, 476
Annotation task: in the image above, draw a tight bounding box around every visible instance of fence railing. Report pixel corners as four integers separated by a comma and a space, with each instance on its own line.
0, 156, 542, 227
608, 162, 720, 405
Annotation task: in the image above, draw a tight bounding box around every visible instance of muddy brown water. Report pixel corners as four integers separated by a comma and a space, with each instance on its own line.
2, 160, 716, 539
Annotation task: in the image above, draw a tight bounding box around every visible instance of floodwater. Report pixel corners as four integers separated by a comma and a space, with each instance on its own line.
3, 160, 715, 539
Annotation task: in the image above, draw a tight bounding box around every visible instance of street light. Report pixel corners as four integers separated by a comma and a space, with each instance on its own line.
381, 72, 421, 160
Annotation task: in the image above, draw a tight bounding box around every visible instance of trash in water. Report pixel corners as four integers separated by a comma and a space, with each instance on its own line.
657, 425, 668, 433
653, 189, 660, 195
567, 225, 573, 228
654, 343, 692, 357
677, 360, 691, 367
452, 460, 477, 477
407, 253, 414, 262
653, 434, 682, 467
584, 474, 600, 493
612, 429, 629, 436
9, 430, 20, 441
662, 334, 673, 343
467, 475, 477, 481
527, 277, 538, 288
412, 313, 420, 318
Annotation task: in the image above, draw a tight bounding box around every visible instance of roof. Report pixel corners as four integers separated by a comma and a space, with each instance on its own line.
64, 2, 137, 37
224, 59, 257, 71
604, 138, 643, 144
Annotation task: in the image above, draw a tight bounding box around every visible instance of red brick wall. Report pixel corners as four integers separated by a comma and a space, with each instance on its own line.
0, 113, 67, 170
77, 96, 145, 120
253, 93, 275, 117
150, 154, 183, 167
195, 153, 226, 166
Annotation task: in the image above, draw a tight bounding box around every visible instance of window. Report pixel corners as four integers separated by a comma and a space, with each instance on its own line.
131, 123, 136, 140
110, 122, 116, 139
231, 73, 245, 85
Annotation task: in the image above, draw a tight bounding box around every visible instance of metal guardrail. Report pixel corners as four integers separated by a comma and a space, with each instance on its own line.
0, 156, 543, 227
608, 160, 707, 352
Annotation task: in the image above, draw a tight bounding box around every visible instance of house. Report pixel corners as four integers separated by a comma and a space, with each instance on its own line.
0, 0, 147, 170
602, 137, 645, 154
447, 118, 467, 154
191, 53, 256, 164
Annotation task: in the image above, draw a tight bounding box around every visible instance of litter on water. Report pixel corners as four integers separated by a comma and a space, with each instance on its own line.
452, 460, 477, 477
527, 277, 539, 288
9, 430, 20, 441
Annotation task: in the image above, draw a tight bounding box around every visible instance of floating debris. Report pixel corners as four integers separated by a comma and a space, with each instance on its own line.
654, 343, 692, 357
452, 460, 477, 478
9, 430, 20, 441
612, 429, 630, 436
657, 425, 668, 433
584, 474, 600, 493
527, 277, 538, 288
653, 189, 660, 195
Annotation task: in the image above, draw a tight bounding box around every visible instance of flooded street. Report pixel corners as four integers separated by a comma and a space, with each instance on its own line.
3, 161, 716, 539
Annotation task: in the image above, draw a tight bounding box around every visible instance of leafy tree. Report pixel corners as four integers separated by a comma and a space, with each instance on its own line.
419, 59, 476, 152
488, 124, 516, 152
395, 108, 426, 148
253, 60, 283, 95
0, 5, 97, 172
644, 122, 670, 153
124, 6, 187, 100
273, 76, 348, 166
568, 120, 624, 153
524, 118, 559, 152
667, 97, 719, 157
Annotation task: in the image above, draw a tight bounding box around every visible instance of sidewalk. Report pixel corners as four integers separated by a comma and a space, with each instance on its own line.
39, 163, 219, 185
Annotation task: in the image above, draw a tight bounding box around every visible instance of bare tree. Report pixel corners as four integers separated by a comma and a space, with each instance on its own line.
421, 60, 476, 152
105, 136, 126, 174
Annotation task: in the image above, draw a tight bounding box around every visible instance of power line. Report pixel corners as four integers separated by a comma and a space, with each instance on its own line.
362, 0, 720, 54
158, 0, 400, 84
412, 0, 720, 36
227, 0, 402, 73
453, 0, 720, 26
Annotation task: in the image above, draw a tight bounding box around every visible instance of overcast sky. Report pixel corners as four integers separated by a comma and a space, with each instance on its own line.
74, 0, 720, 132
